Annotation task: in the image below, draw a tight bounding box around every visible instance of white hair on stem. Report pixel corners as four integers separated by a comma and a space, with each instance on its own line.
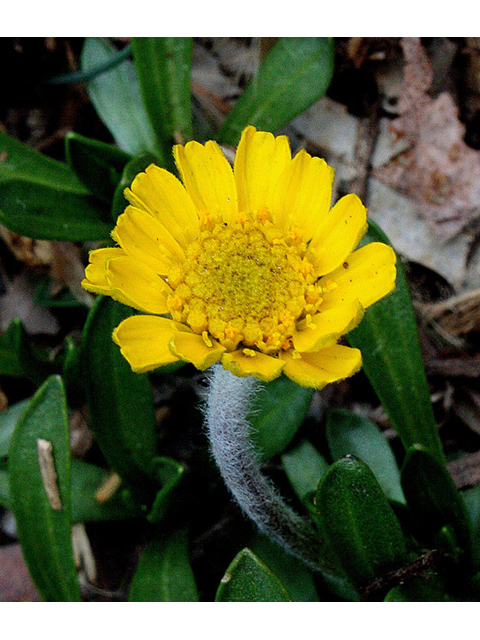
204, 363, 333, 573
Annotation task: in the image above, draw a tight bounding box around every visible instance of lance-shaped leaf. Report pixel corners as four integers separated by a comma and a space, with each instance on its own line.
325, 409, 405, 504
81, 38, 162, 160
71, 459, 142, 523
129, 527, 198, 602
0, 318, 57, 384
250, 534, 320, 602
8, 375, 81, 601
0, 130, 111, 241
314, 456, 407, 590
401, 446, 472, 559
0, 398, 29, 459
215, 548, 291, 602
132, 37, 193, 164
281, 439, 329, 501
65, 131, 131, 202
348, 220, 445, 464
248, 375, 314, 461
218, 38, 334, 146
81, 297, 158, 493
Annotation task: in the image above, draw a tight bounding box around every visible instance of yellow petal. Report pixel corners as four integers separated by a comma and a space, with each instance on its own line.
272, 149, 334, 239
292, 301, 364, 353
320, 242, 397, 311
282, 345, 362, 389
169, 331, 225, 370
124, 164, 199, 244
112, 315, 184, 373
112, 206, 183, 275
106, 256, 172, 315
234, 126, 291, 214
221, 350, 285, 382
81, 247, 126, 295
308, 194, 368, 275
173, 140, 237, 224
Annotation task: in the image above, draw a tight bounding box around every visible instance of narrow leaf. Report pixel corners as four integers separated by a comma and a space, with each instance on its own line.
348, 220, 445, 464
462, 486, 480, 570
401, 446, 472, 558
0, 128, 88, 189
81, 38, 162, 160
0, 130, 111, 241
71, 459, 141, 523
132, 37, 193, 163
0, 319, 57, 384
325, 409, 405, 503
0, 461, 11, 508
218, 38, 334, 145
250, 534, 320, 601
0, 180, 111, 240
314, 456, 407, 589
0, 398, 29, 458
281, 439, 329, 501
65, 131, 130, 202
249, 375, 314, 461
215, 548, 291, 602
81, 297, 158, 492
384, 574, 454, 602
146, 456, 185, 523
8, 375, 81, 601
129, 527, 199, 602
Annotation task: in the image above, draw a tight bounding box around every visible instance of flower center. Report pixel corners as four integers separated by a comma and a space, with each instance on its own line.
167, 213, 323, 354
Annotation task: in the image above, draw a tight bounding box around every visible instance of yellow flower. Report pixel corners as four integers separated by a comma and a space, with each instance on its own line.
81, 126, 396, 388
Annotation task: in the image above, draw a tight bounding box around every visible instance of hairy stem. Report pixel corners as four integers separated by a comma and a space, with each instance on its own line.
204, 364, 330, 572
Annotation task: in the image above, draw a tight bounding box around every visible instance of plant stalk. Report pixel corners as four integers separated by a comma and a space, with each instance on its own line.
204, 364, 331, 573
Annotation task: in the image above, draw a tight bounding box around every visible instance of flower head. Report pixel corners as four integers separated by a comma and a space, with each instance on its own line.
82, 126, 396, 388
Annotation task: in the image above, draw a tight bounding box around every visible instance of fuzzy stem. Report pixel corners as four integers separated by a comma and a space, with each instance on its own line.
204, 364, 330, 572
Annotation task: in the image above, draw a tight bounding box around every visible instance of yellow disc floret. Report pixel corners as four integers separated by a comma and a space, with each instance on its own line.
167, 211, 323, 355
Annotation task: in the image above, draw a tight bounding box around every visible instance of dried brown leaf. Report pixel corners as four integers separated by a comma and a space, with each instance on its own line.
374, 37, 480, 240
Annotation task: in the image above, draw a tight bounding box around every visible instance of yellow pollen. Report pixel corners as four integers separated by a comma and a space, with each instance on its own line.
168, 294, 184, 311
243, 349, 257, 357
166, 212, 324, 356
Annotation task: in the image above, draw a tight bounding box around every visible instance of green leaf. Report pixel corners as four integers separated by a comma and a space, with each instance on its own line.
218, 38, 334, 146
81, 38, 162, 160
314, 456, 407, 589
0, 461, 11, 508
250, 534, 320, 601
215, 548, 292, 602
348, 220, 445, 464
110, 151, 159, 222
34, 277, 84, 309
249, 375, 314, 461
384, 574, 455, 602
281, 439, 329, 501
325, 409, 405, 503
0, 398, 29, 459
146, 457, 185, 523
8, 375, 81, 601
71, 459, 141, 523
132, 37, 193, 164
462, 486, 480, 569
0, 181, 111, 240
0, 130, 111, 241
65, 131, 131, 202
0, 128, 89, 188
0, 318, 57, 384
129, 527, 198, 602
400, 446, 472, 558
81, 297, 158, 492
